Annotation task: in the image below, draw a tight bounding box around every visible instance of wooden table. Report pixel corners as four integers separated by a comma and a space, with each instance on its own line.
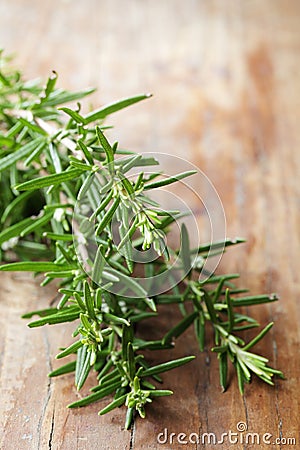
0, 1, 299, 448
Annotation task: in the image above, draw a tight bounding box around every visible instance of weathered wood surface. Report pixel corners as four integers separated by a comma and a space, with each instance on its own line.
0, 1, 300, 449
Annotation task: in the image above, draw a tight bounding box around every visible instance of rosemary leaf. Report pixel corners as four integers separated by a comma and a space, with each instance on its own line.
141, 356, 195, 377
15, 168, 83, 191
143, 170, 197, 190
56, 340, 83, 359
48, 361, 76, 378
0, 137, 45, 172
68, 381, 121, 408
0, 261, 76, 272
85, 94, 152, 124
98, 394, 127, 415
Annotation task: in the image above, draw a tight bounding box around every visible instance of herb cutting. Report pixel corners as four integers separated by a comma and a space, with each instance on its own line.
0, 55, 283, 430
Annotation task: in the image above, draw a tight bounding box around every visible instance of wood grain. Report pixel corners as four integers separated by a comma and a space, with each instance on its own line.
0, 1, 300, 449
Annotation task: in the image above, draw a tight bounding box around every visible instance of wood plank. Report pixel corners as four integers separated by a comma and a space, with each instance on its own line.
0, 0, 299, 448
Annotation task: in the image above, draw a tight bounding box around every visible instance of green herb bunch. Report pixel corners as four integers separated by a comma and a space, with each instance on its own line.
0, 55, 283, 429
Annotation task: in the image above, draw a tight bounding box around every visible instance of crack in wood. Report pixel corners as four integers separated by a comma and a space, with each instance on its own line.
273, 340, 283, 450
242, 396, 249, 450
267, 260, 283, 450
48, 410, 55, 450
37, 329, 53, 449
129, 417, 136, 450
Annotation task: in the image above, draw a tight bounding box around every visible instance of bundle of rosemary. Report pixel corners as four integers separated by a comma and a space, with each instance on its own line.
0, 56, 283, 429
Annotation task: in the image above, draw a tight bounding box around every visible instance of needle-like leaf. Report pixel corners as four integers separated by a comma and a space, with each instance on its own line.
0, 138, 45, 173
15, 168, 83, 191
56, 340, 83, 359
141, 356, 195, 377
85, 94, 152, 124
143, 170, 197, 190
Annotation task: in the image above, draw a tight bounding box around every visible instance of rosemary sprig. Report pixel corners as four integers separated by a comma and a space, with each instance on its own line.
0, 55, 283, 429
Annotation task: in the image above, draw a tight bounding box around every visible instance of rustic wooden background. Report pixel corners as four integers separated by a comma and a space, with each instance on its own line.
0, 1, 299, 449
